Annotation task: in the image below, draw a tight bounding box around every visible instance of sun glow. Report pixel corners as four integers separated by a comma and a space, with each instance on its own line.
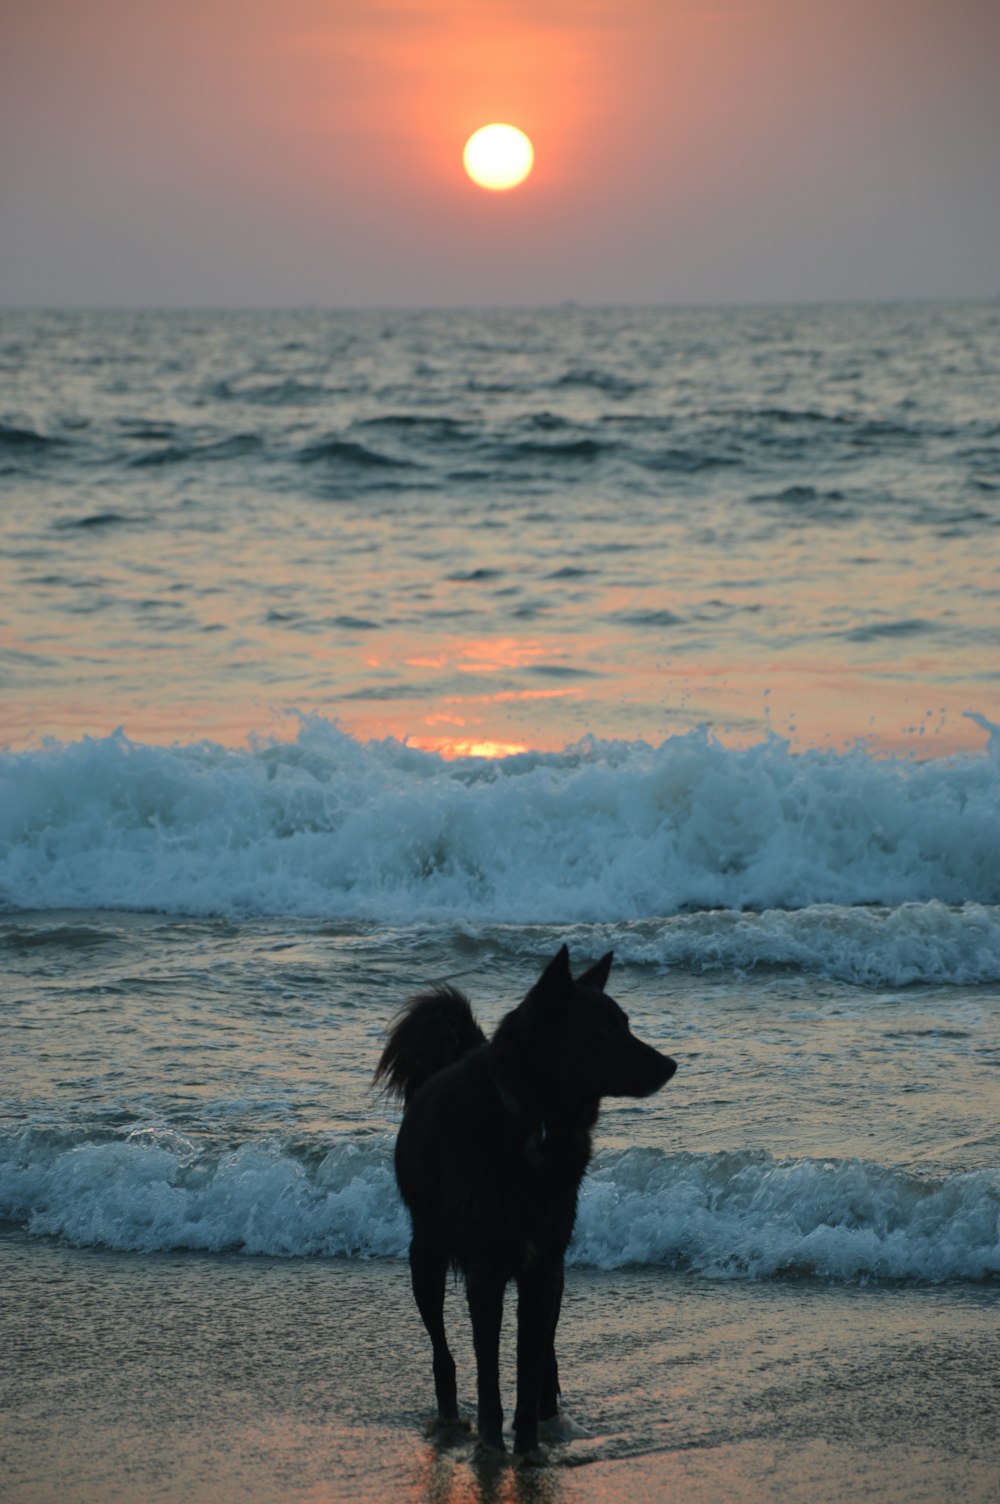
463, 123, 534, 191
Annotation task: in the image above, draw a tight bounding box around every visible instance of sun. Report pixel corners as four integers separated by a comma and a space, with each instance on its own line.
463, 124, 534, 192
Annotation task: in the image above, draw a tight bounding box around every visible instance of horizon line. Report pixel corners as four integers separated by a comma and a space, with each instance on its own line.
2, 293, 999, 316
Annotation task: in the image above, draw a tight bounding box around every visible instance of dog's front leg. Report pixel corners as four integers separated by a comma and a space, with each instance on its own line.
466, 1271, 506, 1451
513, 1261, 562, 1455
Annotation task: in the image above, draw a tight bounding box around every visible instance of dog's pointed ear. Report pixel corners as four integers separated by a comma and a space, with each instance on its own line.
540, 944, 572, 990
526, 944, 573, 1013
577, 951, 613, 992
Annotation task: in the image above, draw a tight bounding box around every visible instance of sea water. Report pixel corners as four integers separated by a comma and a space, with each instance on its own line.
1, 303, 999, 1288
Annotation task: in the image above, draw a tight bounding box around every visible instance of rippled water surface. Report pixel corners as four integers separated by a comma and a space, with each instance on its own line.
3, 302, 998, 753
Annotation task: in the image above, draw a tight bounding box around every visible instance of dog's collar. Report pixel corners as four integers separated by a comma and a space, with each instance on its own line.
494, 1076, 548, 1161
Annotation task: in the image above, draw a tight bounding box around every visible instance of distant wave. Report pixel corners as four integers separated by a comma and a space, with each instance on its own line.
0, 421, 69, 472
298, 436, 417, 469
637, 446, 736, 472
52, 510, 137, 531
212, 376, 336, 406
0, 421, 61, 450
358, 414, 471, 439
128, 433, 262, 467
841, 618, 935, 643
2, 1129, 996, 1282
1, 721, 999, 963
551, 367, 646, 396
488, 436, 613, 462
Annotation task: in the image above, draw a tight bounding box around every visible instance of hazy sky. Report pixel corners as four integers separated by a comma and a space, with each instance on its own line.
1, 0, 998, 307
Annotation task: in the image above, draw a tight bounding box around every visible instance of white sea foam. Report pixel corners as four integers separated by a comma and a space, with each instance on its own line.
0, 1132, 409, 1261
576, 1147, 1000, 1282
1, 722, 998, 959
2, 1130, 997, 1283
468, 902, 1000, 987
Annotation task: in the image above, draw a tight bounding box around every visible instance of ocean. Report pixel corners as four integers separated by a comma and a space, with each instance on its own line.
2, 303, 999, 1499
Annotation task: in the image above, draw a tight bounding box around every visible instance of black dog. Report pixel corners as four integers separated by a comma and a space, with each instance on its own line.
375, 945, 676, 1455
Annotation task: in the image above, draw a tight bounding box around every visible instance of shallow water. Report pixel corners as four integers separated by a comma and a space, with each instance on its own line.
3, 1235, 997, 1503
2, 917, 998, 1283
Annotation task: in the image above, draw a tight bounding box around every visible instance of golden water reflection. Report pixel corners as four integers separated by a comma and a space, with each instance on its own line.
415, 1445, 568, 1504
3, 603, 994, 761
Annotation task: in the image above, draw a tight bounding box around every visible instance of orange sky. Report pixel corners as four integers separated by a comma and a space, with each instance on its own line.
1, 0, 998, 304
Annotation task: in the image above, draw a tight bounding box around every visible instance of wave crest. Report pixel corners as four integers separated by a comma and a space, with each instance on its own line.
1, 721, 998, 946
2, 1130, 996, 1283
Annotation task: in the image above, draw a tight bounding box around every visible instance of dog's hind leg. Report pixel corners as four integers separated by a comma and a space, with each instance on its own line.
409, 1237, 458, 1421
538, 1262, 564, 1423
466, 1271, 506, 1451
513, 1261, 563, 1455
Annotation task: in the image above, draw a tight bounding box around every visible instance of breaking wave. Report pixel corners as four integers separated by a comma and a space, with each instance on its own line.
2, 722, 999, 960
2, 1129, 996, 1283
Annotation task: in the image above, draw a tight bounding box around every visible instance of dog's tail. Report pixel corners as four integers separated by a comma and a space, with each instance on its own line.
374, 985, 487, 1106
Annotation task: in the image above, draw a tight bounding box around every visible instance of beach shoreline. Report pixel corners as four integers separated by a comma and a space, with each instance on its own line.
4, 1230, 996, 1504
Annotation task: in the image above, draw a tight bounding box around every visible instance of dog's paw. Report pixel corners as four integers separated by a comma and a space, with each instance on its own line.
513, 1444, 550, 1469
423, 1414, 473, 1444
539, 1411, 592, 1443
471, 1437, 508, 1470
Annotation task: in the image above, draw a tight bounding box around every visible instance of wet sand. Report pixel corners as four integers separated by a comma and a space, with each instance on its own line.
3, 1231, 997, 1504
